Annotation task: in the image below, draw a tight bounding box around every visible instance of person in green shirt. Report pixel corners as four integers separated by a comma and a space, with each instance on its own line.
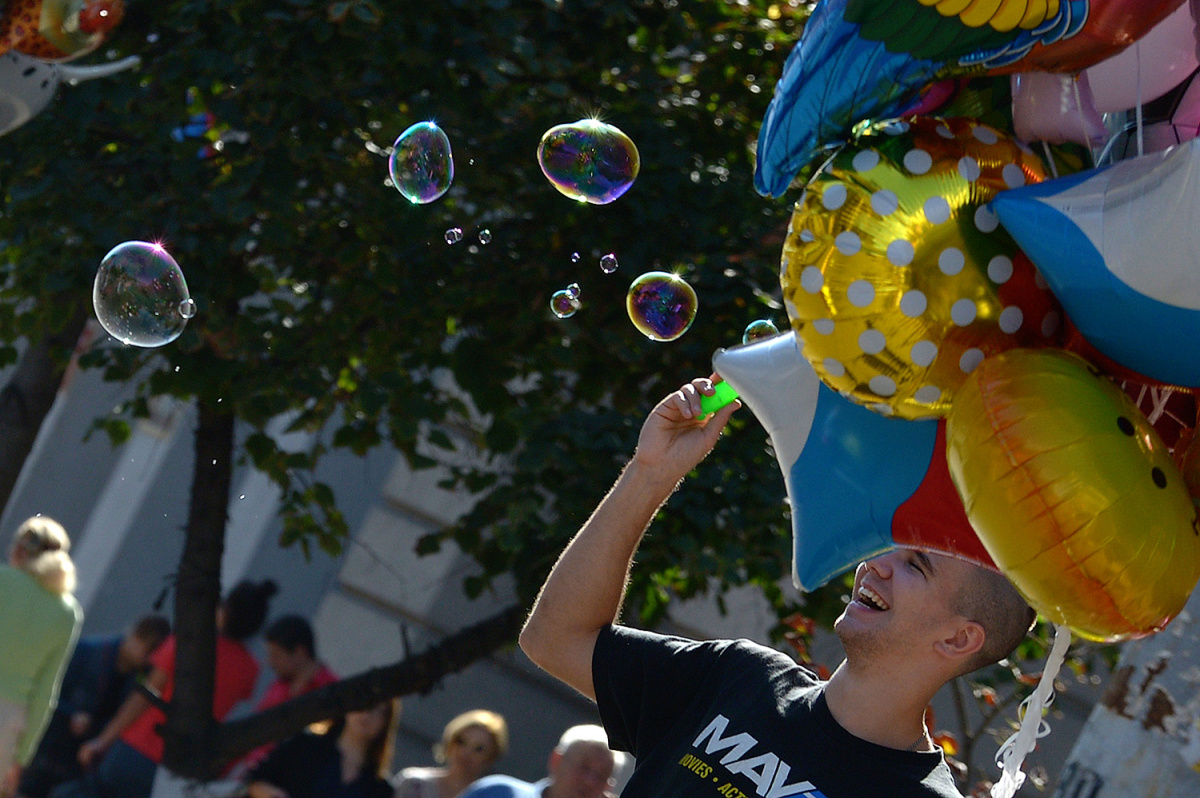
0, 517, 83, 798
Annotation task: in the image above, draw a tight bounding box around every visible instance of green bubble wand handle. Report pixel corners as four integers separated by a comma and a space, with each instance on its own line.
698, 381, 739, 420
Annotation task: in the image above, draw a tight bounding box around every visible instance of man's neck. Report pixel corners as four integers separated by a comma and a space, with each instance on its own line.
289, 660, 321, 693
823, 660, 939, 751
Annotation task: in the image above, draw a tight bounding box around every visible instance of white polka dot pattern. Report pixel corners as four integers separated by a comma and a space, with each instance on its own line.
887, 239, 915, 266
938, 248, 965, 276
924, 196, 951, 224
800, 266, 824, 294
847, 280, 875, 307
823, 183, 848, 210
904, 149, 933, 175
858, 329, 886, 354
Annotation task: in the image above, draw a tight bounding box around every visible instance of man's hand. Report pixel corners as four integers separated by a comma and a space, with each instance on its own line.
246, 783, 289, 798
77, 738, 110, 768
1, 763, 19, 798
632, 376, 741, 485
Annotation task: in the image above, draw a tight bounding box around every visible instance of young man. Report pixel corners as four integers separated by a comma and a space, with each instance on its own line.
459, 724, 620, 798
520, 378, 1036, 798
18, 614, 170, 798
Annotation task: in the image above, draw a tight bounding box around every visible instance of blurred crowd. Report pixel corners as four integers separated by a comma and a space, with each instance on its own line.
1, 516, 624, 798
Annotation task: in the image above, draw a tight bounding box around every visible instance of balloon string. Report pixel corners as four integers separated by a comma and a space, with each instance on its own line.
1136, 42, 1145, 158
1147, 387, 1174, 425
990, 623, 1072, 798
1040, 142, 1059, 179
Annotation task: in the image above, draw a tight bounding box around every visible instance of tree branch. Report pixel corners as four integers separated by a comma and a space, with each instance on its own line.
212, 603, 526, 771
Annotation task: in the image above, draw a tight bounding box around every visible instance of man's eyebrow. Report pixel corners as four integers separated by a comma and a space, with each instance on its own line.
915, 550, 936, 576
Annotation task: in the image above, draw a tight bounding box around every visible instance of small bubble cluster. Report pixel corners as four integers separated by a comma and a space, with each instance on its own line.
93, 241, 193, 348
550, 288, 582, 319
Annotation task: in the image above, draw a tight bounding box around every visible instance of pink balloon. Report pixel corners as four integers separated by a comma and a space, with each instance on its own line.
1011, 71, 1108, 147
1112, 70, 1200, 158
1087, 2, 1200, 113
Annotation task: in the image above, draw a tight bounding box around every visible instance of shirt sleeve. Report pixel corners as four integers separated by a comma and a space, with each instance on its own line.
17, 597, 82, 765
592, 624, 731, 759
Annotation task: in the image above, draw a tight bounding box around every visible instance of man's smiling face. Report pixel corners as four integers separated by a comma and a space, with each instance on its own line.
834, 548, 974, 666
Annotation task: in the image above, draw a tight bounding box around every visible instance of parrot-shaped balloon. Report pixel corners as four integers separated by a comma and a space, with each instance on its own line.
755, 0, 1184, 198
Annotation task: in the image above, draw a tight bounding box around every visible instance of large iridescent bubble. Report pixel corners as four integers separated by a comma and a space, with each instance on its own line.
537, 119, 639, 204
93, 241, 192, 347
389, 122, 454, 204
626, 272, 697, 342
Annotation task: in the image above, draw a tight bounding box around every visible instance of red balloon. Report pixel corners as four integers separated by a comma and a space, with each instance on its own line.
892, 421, 998, 572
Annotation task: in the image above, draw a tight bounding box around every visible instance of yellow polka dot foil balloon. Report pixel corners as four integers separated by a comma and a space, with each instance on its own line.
947, 349, 1200, 642
781, 117, 1056, 420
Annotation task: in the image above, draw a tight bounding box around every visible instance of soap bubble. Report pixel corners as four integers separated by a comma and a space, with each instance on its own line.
626, 272, 697, 342
93, 241, 192, 348
478, 229, 492, 244
444, 227, 463, 244
550, 289, 581, 319
537, 119, 640, 204
742, 319, 780, 344
566, 283, 581, 300
600, 253, 618, 274
570, 252, 580, 263
389, 122, 454, 204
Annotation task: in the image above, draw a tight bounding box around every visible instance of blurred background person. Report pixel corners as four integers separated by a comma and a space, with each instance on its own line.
18, 613, 170, 798
61, 579, 277, 798
458, 724, 620, 798
392, 709, 507, 798
245, 698, 399, 798
0, 517, 82, 798
226, 615, 338, 779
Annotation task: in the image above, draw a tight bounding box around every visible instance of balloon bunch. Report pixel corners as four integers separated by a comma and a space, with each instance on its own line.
741, 0, 1200, 647
0, 0, 132, 138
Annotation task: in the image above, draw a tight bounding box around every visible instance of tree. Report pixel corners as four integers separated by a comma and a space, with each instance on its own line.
1052, 586, 1200, 798
0, 0, 815, 779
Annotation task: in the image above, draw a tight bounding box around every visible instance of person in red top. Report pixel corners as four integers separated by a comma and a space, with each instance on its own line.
55, 580, 278, 798
226, 615, 338, 779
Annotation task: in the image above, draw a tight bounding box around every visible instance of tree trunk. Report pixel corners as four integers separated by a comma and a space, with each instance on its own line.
160, 396, 233, 778
0, 305, 89, 512
1053, 588, 1200, 798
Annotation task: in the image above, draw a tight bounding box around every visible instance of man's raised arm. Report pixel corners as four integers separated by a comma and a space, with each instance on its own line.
519, 377, 740, 699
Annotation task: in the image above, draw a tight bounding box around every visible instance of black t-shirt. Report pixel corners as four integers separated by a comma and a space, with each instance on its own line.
593, 625, 963, 798
248, 730, 392, 798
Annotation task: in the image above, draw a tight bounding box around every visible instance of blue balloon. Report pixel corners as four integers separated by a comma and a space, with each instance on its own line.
754, 0, 1089, 198
991, 138, 1200, 387
714, 334, 939, 590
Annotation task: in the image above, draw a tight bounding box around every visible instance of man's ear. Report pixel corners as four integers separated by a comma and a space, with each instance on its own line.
547, 749, 562, 779
935, 620, 985, 664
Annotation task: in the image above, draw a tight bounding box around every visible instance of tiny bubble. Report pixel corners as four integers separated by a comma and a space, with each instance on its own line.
444, 227, 463, 244
478, 229, 492, 244
570, 252, 580, 263
600, 253, 618, 273
566, 282, 581, 299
